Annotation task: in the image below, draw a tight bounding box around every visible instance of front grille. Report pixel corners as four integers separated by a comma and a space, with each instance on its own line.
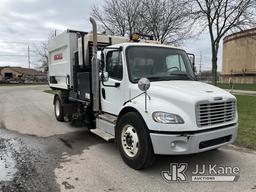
196, 100, 236, 127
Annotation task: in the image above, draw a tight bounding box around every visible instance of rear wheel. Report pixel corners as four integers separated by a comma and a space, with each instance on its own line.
116, 112, 155, 170
54, 95, 64, 122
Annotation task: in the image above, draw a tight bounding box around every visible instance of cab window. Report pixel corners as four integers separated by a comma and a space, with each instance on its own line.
106, 51, 123, 80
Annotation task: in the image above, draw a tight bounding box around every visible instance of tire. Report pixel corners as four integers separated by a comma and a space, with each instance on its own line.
116, 112, 155, 170
54, 95, 64, 122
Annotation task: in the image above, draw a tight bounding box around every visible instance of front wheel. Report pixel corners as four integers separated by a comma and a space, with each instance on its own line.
116, 112, 155, 169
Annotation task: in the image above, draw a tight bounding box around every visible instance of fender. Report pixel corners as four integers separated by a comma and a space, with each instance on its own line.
117, 95, 195, 133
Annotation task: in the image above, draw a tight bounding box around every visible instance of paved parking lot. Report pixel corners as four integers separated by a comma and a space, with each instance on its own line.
0, 85, 256, 192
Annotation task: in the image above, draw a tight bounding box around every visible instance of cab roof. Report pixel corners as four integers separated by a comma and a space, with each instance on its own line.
108, 42, 184, 51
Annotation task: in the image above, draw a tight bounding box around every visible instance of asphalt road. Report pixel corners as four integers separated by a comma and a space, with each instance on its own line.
0, 85, 256, 192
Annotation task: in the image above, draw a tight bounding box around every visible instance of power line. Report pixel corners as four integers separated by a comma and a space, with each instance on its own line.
0, 40, 45, 44
0, 54, 37, 57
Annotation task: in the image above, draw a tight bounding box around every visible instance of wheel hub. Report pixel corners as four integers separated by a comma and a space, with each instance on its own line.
125, 134, 133, 146
121, 125, 139, 158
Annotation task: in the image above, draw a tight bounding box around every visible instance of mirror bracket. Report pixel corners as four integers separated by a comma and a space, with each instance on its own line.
123, 78, 151, 113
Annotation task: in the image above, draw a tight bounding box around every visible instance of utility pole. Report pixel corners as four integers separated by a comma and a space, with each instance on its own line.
199, 51, 202, 80
28, 45, 31, 69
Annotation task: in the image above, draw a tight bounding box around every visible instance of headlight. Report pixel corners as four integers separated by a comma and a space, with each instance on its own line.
152, 112, 184, 124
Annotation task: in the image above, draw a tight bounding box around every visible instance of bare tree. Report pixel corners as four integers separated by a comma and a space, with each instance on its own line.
92, 0, 143, 36
140, 0, 194, 44
190, 0, 256, 85
91, 0, 194, 43
33, 41, 48, 72
33, 32, 55, 72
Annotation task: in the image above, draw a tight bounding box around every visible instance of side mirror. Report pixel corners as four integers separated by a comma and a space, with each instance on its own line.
187, 53, 195, 65
193, 65, 197, 73
138, 78, 150, 91
100, 72, 109, 82
187, 53, 196, 73
100, 50, 105, 70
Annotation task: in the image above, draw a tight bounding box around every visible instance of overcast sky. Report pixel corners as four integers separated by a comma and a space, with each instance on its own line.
0, 0, 223, 71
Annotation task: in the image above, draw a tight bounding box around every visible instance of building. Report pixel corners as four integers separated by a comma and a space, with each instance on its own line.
0, 66, 47, 83
198, 71, 221, 83
0, 67, 4, 81
222, 28, 256, 84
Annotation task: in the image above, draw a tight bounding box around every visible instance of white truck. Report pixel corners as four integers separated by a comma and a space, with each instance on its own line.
48, 18, 238, 169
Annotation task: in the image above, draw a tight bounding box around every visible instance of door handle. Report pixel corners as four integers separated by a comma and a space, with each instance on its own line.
101, 81, 120, 88
114, 82, 120, 87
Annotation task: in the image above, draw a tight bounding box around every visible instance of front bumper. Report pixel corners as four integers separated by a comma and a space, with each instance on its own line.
150, 124, 238, 155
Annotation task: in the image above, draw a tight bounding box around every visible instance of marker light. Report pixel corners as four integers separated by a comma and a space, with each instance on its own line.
130, 33, 140, 42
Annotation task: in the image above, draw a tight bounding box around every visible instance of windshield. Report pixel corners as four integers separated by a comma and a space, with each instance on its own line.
126, 46, 196, 83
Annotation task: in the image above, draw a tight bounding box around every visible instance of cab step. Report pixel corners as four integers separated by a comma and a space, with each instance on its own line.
98, 113, 117, 124
90, 128, 114, 141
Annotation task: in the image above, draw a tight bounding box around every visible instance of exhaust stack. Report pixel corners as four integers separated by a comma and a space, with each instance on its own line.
89, 17, 100, 112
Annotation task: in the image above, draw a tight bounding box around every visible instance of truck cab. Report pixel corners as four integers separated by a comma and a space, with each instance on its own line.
48, 18, 238, 169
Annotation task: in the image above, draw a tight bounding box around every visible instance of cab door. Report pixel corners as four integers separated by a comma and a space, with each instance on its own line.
100, 50, 128, 115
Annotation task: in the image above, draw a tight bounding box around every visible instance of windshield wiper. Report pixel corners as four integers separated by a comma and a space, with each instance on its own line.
168, 72, 196, 80
148, 76, 168, 81
132, 76, 171, 82
132, 73, 196, 82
